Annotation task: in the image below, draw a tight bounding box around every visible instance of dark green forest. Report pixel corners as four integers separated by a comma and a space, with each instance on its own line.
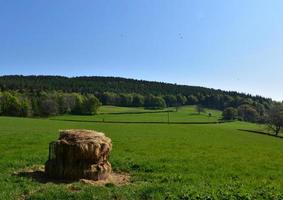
0, 75, 274, 121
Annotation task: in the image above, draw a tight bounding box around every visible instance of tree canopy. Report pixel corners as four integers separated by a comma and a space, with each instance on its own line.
0, 75, 275, 122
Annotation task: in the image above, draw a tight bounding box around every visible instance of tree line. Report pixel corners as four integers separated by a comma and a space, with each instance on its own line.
222, 103, 283, 136
0, 75, 278, 125
0, 75, 271, 106
0, 76, 272, 107
0, 89, 272, 120
0, 91, 101, 117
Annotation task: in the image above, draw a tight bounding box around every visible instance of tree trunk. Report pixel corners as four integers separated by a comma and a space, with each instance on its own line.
275, 125, 281, 136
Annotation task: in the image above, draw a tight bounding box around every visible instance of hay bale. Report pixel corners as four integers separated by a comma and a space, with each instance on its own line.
45, 129, 112, 181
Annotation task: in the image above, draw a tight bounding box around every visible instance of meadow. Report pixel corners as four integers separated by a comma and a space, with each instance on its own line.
1, 106, 283, 199
51, 106, 222, 123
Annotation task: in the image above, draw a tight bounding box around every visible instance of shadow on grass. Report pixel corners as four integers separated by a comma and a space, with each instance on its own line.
15, 169, 131, 186
187, 113, 203, 116
238, 129, 283, 139
50, 118, 229, 125
14, 170, 75, 184
100, 110, 176, 115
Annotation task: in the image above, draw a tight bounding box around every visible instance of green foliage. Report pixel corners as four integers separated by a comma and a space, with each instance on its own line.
187, 95, 199, 105
176, 94, 187, 105
18, 96, 31, 117
57, 93, 77, 114
163, 95, 177, 107
119, 94, 133, 107
237, 104, 259, 122
266, 104, 283, 135
0, 92, 23, 116
0, 76, 275, 124
223, 107, 238, 120
100, 92, 120, 105
144, 95, 166, 109
0, 91, 101, 117
132, 94, 144, 107
81, 95, 101, 115
0, 75, 273, 111
40, 98, 59, 117
71, 93, 85, 115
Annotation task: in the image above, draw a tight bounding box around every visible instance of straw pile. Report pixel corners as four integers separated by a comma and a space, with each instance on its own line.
45, 129, 112, 181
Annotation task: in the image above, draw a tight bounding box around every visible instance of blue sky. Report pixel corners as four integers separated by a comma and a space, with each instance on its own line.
0, 0, 283, 100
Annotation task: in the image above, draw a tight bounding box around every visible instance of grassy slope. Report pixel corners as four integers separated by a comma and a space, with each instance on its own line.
98, 106, 174, 114
52, 106, 222, 123
0, 107, 283, 199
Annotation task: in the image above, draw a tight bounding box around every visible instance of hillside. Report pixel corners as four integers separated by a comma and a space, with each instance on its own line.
0, 75, 272, 103
0, 75, 269, 99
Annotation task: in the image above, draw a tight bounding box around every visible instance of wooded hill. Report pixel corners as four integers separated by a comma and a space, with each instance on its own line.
0, 75, 270, 102
0, 75, 273, 120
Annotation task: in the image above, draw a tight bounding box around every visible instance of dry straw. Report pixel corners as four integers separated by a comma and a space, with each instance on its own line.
45, 129, 112, 181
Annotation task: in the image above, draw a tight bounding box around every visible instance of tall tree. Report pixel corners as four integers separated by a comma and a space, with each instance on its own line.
0, 92, 21, 116
132, 94, 144, 107
196, 104, 205, 114
266, 104, 283, 135
164, 95, 177, 107
222, 107, 237, 120
40, 98, 58, 116
81, 95, 102, 115
237, 104, 258, 122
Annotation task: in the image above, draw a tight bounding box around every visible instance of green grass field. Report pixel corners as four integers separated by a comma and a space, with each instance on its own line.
51, 106, 222, 123
1, 106, 283, 199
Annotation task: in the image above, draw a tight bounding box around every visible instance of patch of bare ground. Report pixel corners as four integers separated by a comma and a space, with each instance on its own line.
80, 172, 130, 186
14, 165, 130, 186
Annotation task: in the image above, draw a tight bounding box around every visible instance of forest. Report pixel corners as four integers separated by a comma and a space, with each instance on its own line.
0, 75, 274, 122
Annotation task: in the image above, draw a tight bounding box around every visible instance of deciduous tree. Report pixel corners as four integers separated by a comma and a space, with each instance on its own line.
266, 104, 283, 135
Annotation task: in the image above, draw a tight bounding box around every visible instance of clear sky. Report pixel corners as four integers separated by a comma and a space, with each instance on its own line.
0, 0, 283, 100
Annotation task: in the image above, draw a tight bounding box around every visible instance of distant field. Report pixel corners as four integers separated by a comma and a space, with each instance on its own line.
98, 106, 174, 114
52, 106, 222, 123
1, 106, 283, 199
